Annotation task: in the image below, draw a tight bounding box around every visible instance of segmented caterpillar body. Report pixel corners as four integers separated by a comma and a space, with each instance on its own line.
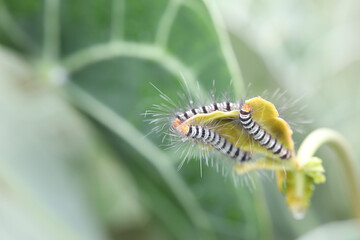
176, 101, 241, 122
239, 103, 292, 159
147, 83, 295, 174
174, 123, 251, 163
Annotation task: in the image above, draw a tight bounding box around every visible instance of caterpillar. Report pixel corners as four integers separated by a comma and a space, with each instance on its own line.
176, 101, 241, 122
173, 100, 292, 160
173, 122, 251, 163
239, 103, 292, 159
147, 83, 295, 171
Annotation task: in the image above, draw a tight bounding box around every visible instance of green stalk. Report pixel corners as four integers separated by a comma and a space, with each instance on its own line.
296, 128, 360, 219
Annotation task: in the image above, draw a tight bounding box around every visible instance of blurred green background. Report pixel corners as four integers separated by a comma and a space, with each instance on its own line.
1, 0, 360, 239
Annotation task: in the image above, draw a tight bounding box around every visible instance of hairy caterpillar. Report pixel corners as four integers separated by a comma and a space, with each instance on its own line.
147, 83, 296, 177
173, 99, 293, 160
239, 103, 292, 159
176, 102, 241, 122
174, 122, 251, 163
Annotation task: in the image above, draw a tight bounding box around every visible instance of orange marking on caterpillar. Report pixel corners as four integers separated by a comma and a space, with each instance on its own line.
173, 118, 182, 128
173, 118, 190, 135
241, 103, 251, 112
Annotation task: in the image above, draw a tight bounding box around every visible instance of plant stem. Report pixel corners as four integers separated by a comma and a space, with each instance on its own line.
297, 128, 360, 219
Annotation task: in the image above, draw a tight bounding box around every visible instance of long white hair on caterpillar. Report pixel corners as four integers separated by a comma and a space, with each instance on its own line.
144, 80, 253, 178
145, 77, 300, 186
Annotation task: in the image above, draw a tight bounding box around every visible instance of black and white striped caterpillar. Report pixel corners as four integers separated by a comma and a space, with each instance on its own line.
176, 101, 241, 122
176, 123, 251, 163
239, 103, 292, 159
173, 100, 292, 160
147, 84, 297, 179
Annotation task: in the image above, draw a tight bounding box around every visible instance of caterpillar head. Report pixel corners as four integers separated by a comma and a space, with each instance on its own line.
241, 103, 252, 113
172, 118, 189, 135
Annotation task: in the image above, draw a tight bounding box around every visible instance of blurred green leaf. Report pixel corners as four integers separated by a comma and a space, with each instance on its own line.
297, 219, 360, 240
12, 0, 355, 239
0, 48, 113, 240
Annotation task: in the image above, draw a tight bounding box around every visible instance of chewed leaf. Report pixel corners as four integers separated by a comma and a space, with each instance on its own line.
234, 157, 296, 175
185, 110, 240, 125
183, 97, 294, 160
246, 97, 295, 156
276, 170, 311, 219
246, 96, 294, 154
184, 110, 258, 153
276, 157, 326, 219
303, 157, 326, 184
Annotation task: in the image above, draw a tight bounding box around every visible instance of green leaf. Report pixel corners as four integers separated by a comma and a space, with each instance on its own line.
0, 0, 273, 239
275, 156, 326, 220
0, 48, 112, 240
188, 96, 294, 160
